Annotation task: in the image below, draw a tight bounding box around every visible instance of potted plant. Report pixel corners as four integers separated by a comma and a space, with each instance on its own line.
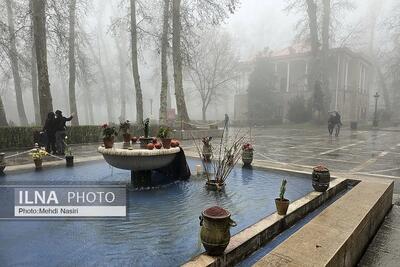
312, 165, 330, 192
241, 143, 254, 166
139, 118, 153, 148
0, 152, 5, 174
102, 124, 118, 148
157, 126, 172, 149
119, 120, 131, 143
192, 120, 245, 191
202, 137, 213, 162
199, 206, 236, 256
64, 136, 74, 167
30, 147, 48, 170
275, 179, 289, 215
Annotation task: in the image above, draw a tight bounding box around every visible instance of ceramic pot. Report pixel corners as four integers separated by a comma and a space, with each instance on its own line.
312, 166, 330, 192
199, 206, 236, 256
123, 133, 131, 143
242, 150, 253, 166
275, 198, 289, 215
202, 145, 212, 162
65, 155, 74, 167
161, 138, 172, 149
103, 137, 114, 149
34, 158, 42, 170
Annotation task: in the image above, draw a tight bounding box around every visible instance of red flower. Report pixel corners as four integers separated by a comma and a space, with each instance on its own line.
101, 124, 108, 129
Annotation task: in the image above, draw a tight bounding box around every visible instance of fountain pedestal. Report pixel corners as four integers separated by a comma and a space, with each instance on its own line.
98, 146, 186, 188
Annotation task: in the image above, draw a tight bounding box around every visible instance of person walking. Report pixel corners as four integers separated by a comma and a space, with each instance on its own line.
43, 112, 57, 154
55, 110, 74, 155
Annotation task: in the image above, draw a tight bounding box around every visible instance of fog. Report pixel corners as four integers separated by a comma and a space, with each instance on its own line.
0, 0, 399, 126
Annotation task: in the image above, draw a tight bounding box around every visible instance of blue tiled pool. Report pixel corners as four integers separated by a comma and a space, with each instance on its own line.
0, 160, 312, 266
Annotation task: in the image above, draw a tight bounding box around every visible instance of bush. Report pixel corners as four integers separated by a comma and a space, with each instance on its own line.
287, 96, 312, 123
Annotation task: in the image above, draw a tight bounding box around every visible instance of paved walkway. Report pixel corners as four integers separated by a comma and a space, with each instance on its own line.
359, 201, 400, 267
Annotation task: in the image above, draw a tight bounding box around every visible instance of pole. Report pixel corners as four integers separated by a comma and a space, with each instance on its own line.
373, 92, 380, 127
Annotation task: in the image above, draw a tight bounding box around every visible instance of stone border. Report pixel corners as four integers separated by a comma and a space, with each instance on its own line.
182, 178, 350, 267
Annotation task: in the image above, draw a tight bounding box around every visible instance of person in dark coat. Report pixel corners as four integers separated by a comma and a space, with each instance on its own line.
55, 110, 73, 155
43, 112, 57, 153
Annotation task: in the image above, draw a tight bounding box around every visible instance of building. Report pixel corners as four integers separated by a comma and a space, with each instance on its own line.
234, 45, 373, 124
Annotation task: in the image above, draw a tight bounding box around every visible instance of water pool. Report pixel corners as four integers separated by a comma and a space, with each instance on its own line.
0, 160, 312, 266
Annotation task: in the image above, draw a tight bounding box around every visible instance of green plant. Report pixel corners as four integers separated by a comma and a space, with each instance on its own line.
279, 179, 287, 200
102, 124, 118, 139
30, 148, 48, 160
143, 118, 150, 138
64, 136, 73, 156
157, 126, 171, 139
119, 120, 131, 134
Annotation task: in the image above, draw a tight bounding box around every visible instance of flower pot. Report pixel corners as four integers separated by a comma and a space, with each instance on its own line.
0, 153, 5, 174
139, 137, 154, 149
202, 144, 212, 162
103, 137, 114, 149
206, 180, 225, 191
199, 206, 236, 256
123, 133, 131, 143
275, 198, 289, 215
65, 155, 74, 167
312, 166, 330, 192
242, 150, 253, 166
34, 159, 43, 170
161, 138, 172, 149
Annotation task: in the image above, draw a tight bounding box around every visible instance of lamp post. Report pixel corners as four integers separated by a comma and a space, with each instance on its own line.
373, 92, 380, 127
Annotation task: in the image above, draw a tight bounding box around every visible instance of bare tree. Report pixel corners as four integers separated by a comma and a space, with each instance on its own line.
130, 0, 143, 123
5, 0, 28, 125
159, 0, 170, 125
29, 0, 41, 126
188, 30, 238, 121
32, 0, 53, 125
68, 0, 79, 125
0, 94, 8, 126
172, 0, 190, 124
114, 27, 128, 122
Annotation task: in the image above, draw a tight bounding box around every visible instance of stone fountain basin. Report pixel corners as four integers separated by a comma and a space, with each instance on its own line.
98, 147, 180, 171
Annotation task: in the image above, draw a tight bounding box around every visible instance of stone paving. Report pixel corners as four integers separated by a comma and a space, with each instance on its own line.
2, 126, 399, 191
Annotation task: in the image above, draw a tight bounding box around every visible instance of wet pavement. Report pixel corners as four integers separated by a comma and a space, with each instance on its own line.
2, 126, 400, 192
359, 203, 400, 267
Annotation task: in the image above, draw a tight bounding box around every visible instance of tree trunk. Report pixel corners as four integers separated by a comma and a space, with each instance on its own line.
202, 105, 206, 121
376, 66, 391, 113
6, 0, 28, 126
0, 95, 8, 126
68, 0, 79, 125
84, 36, 113, 123
115, 30, 127, 122
321, 0, 331, 110
172, 0, 190, 125
159, 0, 170, 125
130, 0, 143, 123
306, 0, 320, 91
29, 0, 40, 126
32, 0, 53, 125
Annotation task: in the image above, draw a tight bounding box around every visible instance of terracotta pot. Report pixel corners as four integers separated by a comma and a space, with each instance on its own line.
275, 198, 290, 215
206, 180, 225, 191
103, 137, 114, 149
65, 155, 74, 167
0, 153, 5, 174
202, 144, 212, 162
139, 137, 154, 149
123, 133, 131, 143
161, 138, 172, 149
312, 166, 330, 192
199, 206, 236, 256
34, 158, 43, 170
242, 150, 253, 166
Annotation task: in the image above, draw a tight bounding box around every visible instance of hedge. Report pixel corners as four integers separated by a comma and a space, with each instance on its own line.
0, 125, 160, 150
